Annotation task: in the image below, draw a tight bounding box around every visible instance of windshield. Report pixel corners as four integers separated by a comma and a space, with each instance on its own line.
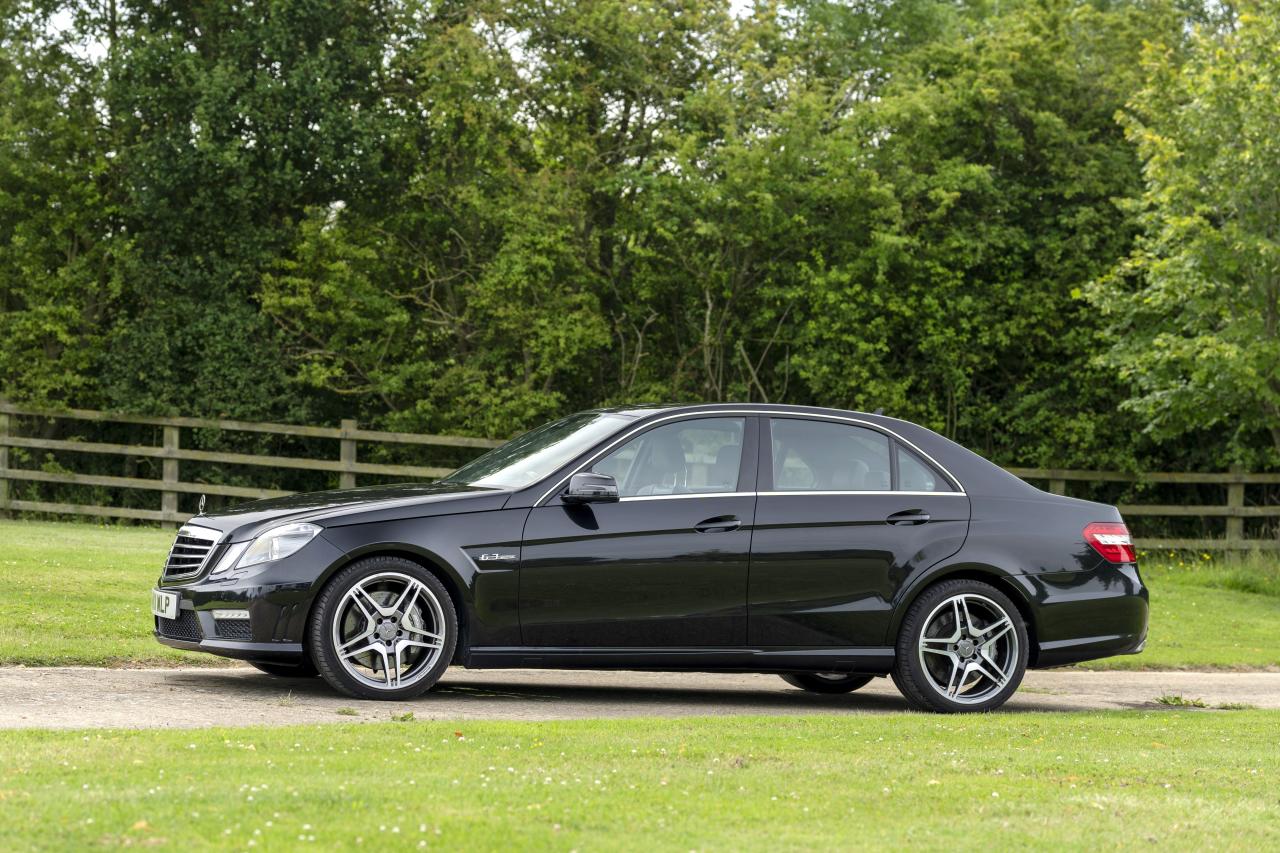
441, 412, 633, 489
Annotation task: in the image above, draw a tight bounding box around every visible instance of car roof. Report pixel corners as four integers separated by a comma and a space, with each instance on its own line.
588, 402, 883, 420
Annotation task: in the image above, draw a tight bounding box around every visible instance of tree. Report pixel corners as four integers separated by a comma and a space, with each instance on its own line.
1090, 6, 1280, 462
792, 0, 1177, 465
97, 0, 396, 420
0, 0, 113, 406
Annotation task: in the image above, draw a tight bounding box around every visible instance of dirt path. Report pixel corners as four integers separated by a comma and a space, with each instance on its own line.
1, 667, 1276, 729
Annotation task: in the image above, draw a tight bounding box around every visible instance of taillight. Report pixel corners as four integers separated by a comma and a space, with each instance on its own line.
1083, 522, 1135, 564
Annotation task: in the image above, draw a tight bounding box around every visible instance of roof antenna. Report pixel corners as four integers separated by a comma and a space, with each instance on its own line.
872, 407, 884, 415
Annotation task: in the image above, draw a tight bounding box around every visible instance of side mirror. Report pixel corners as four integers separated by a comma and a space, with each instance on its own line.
563, 472, 619, 504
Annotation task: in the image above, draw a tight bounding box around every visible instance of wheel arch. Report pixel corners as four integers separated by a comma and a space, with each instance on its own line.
888, 563, 1040, 667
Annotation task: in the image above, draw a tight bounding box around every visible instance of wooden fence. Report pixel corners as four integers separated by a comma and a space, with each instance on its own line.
0, 403, 500, 524
1005, 466, 1280, 551
1, 402, 1277, 550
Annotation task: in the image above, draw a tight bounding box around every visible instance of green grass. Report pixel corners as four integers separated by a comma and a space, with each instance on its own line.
1, 518, 1278, 669
1080, 556, 1280, 671
1, 713, 1277, 850
0, 519, 210, 667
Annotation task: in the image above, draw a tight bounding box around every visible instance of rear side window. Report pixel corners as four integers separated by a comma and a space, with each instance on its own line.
897, 444, 953, 492
769, 419, 891, 491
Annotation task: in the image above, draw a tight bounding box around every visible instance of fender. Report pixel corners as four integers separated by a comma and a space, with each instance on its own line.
884, 555, 1033, 645
315, 508, 531, 647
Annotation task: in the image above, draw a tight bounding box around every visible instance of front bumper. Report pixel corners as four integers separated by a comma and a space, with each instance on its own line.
154, 598, 305, 662
153, 534, 346, 664
1017, 563, 1149, 668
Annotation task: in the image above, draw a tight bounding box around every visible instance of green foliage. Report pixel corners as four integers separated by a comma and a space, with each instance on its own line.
1090, 4, 1280, 464
794, 1, 1179, 465
0, 2, 113, 405
0, 0, 1274, 471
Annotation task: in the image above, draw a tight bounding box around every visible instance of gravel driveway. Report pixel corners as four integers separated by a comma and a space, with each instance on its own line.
1, 666, 1276, 729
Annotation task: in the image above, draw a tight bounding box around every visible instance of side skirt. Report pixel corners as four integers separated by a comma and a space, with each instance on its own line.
464, 646, 894, 674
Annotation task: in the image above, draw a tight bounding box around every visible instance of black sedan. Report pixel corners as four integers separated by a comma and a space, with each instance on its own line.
152, 404, 1147, 712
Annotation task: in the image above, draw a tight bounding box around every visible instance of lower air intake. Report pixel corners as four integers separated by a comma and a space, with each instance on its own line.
157, 610, 202, 642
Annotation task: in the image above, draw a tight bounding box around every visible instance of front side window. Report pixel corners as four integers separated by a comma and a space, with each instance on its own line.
592, 418, 745, 498
770, 418, 891, 492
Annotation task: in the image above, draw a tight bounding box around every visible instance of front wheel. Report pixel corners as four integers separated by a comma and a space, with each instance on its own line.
780, 672, 875, 694
308, 556, 457, 701
891, 579, 1028, 713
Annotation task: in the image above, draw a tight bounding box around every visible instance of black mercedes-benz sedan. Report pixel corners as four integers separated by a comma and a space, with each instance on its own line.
152, 404, 1147, 712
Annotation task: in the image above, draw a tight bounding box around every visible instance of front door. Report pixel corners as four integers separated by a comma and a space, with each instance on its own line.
748, 417, 970, 647
519, 416, 758, 647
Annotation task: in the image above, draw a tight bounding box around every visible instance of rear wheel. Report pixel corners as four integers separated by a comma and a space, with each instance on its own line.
891, 579, 1028, 713
308, 556, 457, 701
249, 659, 318, 678
780, 672, 875, 694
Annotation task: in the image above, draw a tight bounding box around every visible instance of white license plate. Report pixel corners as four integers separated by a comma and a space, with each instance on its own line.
151, 589, 179, 620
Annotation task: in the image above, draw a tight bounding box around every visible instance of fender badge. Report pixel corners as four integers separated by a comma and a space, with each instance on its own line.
477, 553, 517, 562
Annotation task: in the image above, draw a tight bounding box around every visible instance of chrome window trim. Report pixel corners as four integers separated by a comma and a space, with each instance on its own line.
618, 491, 755, 503
534, 409, 966, 506
758, 490, 968, 497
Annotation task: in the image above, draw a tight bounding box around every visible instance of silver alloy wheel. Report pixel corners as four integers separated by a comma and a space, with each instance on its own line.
330, 571, 446, 691
916, 593, 1018, 705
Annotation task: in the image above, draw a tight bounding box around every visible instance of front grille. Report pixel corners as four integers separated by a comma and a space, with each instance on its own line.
163, 525, 222, 581
158, 610, 202, 641
214, 619, 252, 641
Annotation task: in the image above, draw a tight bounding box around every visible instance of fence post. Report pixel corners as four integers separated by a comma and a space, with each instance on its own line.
1226, 464, 1245, 545
0, 410, 9, 515
339, 419, 357, 489
162, 425, 180, 525
1048, 478, 1066, 495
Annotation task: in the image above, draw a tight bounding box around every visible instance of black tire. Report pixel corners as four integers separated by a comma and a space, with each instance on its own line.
891, 578, 1028, 713
780, 672, 875, 694
308, 556, 458, 701
249, 659, 318, 678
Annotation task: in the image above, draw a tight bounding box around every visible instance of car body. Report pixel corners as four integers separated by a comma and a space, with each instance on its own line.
152, 404, 1147, 711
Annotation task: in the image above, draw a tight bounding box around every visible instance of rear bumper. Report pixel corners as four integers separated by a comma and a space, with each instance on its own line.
1016, 563, 1148, 668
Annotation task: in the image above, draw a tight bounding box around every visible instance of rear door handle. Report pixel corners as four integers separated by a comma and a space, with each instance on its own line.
886, 509, 930, 526
695, 515, 741, 533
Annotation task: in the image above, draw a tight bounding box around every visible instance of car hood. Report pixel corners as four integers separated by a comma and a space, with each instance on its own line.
188, 482, 511, 542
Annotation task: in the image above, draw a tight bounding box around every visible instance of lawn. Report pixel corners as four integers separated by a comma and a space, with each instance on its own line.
0, 712, 1276, 850
1, 518, 1277, 670
1079, 555, 1280, 670
0, 519, 208, 667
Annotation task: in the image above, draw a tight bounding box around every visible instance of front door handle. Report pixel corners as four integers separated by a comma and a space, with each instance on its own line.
886, 509, 931, 526
694, 515, 741, 533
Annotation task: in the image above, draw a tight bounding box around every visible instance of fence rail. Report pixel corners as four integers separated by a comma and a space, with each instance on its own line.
0, 403, 501, 524
0, 403, 1277, 550
1006, 466, 1279, 551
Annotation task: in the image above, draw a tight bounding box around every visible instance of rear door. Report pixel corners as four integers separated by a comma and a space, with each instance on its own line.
519, 416, 758, 647
748, 416, 969, 647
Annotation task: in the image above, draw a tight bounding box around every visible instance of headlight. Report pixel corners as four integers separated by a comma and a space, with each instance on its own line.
236, 522, 321, 569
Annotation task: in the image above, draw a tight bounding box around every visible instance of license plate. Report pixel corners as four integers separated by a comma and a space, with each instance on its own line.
151, 589, 179, 620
